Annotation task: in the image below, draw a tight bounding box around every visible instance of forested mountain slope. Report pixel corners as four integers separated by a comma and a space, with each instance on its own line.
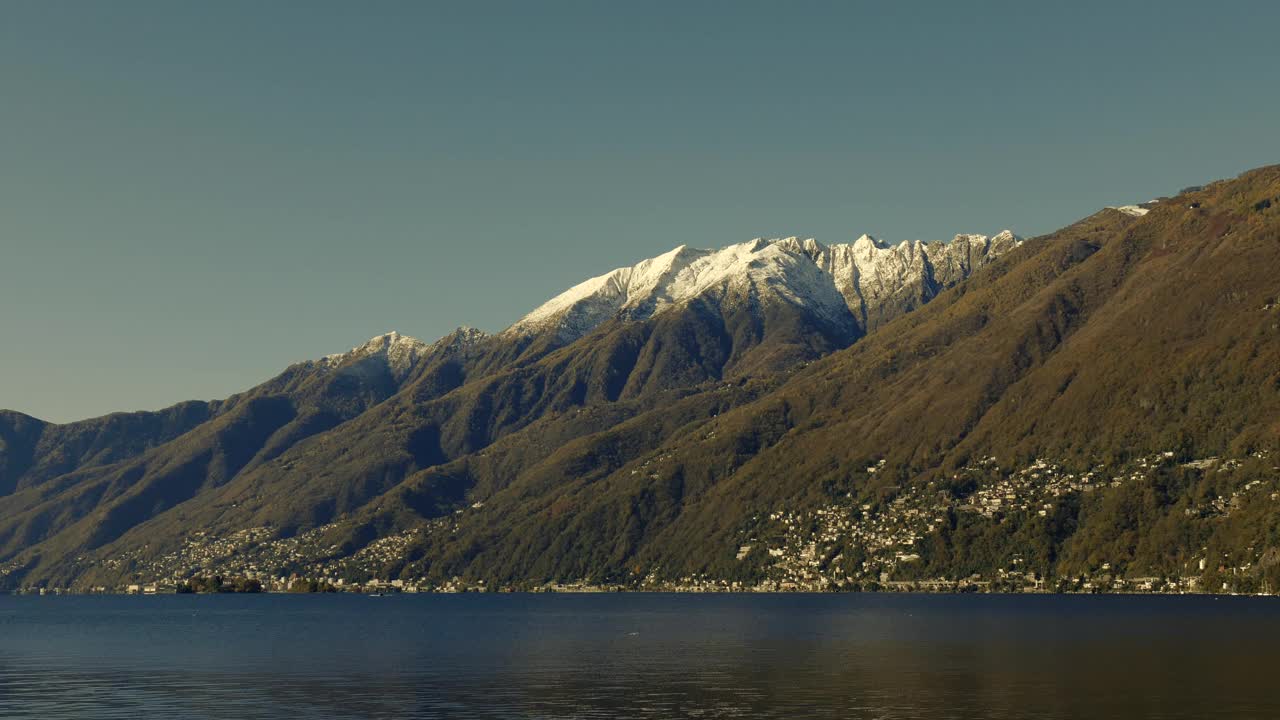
382, 166, 1280, 591
6, 166, 1279, 594
0, 226, 1015, 590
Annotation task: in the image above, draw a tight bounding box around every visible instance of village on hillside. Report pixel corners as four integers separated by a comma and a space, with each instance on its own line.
6, 452, 1279, 597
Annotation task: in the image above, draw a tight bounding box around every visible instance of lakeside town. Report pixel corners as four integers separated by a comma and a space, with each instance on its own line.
6, 452, 1279, 598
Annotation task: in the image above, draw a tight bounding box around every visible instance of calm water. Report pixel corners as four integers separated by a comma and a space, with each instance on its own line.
1, 593, 1278, 719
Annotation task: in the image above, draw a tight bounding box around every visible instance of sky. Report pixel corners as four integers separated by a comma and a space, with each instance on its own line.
3, 1, 1279, 423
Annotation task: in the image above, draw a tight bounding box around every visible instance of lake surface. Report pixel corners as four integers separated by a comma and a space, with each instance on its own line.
1, 593, 1278, 719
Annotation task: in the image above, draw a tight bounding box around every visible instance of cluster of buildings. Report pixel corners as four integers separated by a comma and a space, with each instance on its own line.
9, 450, 1279, 596
707, 451, 1280, 594
92, 522, 432, 595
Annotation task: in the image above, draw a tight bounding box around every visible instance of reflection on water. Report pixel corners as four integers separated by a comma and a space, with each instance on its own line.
1, 593, 1278, 719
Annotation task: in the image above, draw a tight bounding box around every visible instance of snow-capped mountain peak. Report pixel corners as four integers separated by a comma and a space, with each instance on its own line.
325, 330, 427, 358
319, 331, 431, 380
851, 233, 889, 252
508, 231, 1022, 342
316, 327, 489, 381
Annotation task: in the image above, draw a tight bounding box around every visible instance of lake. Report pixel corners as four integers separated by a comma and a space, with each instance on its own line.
1, 593, 1277, 719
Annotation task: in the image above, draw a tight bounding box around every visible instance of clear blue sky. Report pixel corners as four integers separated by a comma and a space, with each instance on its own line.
3, 1, 1278, 423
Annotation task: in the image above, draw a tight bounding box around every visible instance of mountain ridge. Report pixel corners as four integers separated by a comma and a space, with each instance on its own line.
0, 224, 1024, 589
4, 165, 1279, 595
507, 230, 1022, 343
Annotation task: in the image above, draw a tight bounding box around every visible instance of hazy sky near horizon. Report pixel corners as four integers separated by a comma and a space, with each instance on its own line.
3, 1, 1279, 423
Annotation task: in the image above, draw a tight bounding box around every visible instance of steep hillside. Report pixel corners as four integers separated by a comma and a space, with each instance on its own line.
381, 166, 1280, 590
0, 227, 1013, 590
0, 329, 485, 578
8, 165, 1280, 595
0, 403, 216, 497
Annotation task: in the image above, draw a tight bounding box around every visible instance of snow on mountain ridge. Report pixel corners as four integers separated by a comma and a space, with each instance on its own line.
316, 327, 489, 381
301, 230, 1021, 373
509, 231, 1022, 342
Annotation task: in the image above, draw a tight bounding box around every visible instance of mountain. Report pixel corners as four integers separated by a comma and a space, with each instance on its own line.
0, 403, 215, 497
507, 231, 1021, 343
0, 227, 1017, 590
4, 164, 1280, 595
382, 167, 1280, 592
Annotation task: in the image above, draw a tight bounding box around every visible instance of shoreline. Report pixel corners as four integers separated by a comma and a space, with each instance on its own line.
5, 587, 1277, 598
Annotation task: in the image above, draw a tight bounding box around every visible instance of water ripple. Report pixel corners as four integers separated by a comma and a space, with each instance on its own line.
2, 593, 1279, 719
